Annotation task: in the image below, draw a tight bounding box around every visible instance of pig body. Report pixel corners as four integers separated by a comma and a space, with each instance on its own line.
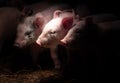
36, 10, 76, 69
0, 7, 21, 54
86, 13, 117, 23
97, 20, 120, 30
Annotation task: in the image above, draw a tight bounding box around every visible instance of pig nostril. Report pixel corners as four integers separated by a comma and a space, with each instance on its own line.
60, 40, 67, 46
36, 40, 41, 46
63, 42, 67, 46
14, 43, 20, 47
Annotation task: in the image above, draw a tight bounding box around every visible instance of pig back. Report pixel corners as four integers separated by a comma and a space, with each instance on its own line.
87, 13, 118, 23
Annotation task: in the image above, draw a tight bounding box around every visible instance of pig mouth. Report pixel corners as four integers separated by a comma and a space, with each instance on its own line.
60, 39, 75, 47
14, 40, 28, 48
40, 42, 53, 48
36, 40, 57, 48
60, 39, 69, 46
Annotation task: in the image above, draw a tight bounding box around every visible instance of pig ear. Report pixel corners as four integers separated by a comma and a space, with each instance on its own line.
53, 10, 62, 18
33, 16, 44, 28
62, 17, 73, 30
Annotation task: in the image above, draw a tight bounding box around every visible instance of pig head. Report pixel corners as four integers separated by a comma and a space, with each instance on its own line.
15, 16, 34, 47
14, 12, 48, 48
61, 20, 86, 47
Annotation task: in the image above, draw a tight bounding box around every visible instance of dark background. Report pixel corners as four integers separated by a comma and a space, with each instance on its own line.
0, 0, 119, 18
0, 0, 119, 15
0, 0, 120, 82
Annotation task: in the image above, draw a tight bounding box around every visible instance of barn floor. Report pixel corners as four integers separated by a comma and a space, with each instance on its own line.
0, 53, 64, 83
0, 58, 66, 83
0, 69, 62, 83
0, 43, 120, 83
0, 51, 77, 83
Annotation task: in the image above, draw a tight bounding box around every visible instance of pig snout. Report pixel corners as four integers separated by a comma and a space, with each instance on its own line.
60, 38, 72, 46
14, 39, 21, 47
14, 42, 23, 48
60, 39, 67, 46
36, 39, 42, 46
14, 43, 20, 47
36, 37, 49, 47
36, 36, 58, 48
36, 35, 47, 47
14, 39, 27, 48
60, 39, 68, 46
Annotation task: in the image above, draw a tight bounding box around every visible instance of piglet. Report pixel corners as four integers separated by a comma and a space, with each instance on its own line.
61, 13, 118, 48
36, 9, 76, 69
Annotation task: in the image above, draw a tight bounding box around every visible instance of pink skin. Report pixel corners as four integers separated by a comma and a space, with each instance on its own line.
36, 10, 76, 69
0, 7, 21, 53
36, 10, 75, 47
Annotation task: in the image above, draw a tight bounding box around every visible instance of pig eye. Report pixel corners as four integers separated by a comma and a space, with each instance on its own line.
25, 31, 32, 36
47, 31, 56, 38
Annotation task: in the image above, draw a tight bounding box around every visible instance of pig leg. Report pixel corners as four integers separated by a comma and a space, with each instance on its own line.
50, 47, 61, 69
30, 43, 44, 69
